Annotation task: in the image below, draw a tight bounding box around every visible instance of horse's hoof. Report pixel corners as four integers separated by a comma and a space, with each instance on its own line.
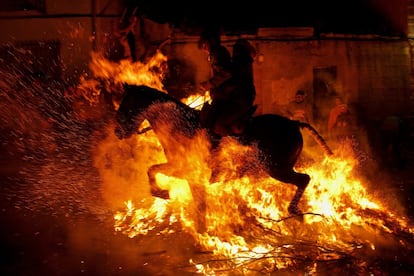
209, 169, 221, 183
151, 189, 170, 199
288, 204, 302, 216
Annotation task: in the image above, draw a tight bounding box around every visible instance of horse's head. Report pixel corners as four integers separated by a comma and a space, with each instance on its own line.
114, 84, 202, 140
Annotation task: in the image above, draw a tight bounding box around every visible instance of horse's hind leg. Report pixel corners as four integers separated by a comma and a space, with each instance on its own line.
270, 169, 310, 215
148, 163, 170, 199
287, 172, 310, 215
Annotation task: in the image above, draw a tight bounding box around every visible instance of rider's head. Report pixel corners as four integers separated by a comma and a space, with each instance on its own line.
294, 90, 306, 103
233, 39, 256, 61
198, 26, 221, 52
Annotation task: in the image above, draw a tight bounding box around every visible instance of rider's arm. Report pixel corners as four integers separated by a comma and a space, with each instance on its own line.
208, 46, 232, 88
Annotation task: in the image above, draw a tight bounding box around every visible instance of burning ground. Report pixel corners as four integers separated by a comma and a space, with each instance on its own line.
0, 50, 414, 275
99, 121, 414, 275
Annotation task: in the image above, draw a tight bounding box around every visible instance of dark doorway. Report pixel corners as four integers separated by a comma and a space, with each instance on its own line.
313, 66, 337, 126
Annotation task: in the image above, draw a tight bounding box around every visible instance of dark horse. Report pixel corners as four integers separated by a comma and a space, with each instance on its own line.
114, 84, 333, 216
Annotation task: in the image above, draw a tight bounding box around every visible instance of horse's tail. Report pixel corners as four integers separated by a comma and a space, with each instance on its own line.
299, 122, 334, 156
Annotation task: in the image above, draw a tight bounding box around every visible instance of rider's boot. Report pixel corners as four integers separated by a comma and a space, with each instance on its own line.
211, 133, 221, 147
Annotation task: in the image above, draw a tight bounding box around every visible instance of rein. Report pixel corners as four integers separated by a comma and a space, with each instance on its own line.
137, 126, 152, 134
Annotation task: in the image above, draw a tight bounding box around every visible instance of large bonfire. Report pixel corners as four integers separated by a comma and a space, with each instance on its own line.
77, 50, 414, 275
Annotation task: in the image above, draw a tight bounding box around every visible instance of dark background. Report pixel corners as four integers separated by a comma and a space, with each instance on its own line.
127, 0, 406, 36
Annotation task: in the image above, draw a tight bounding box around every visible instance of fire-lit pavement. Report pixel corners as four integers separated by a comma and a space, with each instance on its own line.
0, 142, 201, 275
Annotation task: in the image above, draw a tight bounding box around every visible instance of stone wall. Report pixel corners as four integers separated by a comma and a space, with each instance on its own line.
170, 35, 412, 134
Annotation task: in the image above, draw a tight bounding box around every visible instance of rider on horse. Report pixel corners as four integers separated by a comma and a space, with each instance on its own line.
198, 27, 257, 137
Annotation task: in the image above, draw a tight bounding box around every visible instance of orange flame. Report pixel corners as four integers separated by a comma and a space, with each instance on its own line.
70, 50, 168, 110
89, 50, 167, 91
96, 129, 414, 273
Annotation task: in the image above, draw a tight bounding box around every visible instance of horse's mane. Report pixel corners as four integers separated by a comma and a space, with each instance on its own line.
120, 84, 201, 128
123, 84, 189, 109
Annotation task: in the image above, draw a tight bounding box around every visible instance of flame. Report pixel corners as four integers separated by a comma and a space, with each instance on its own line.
72, 49, 208, 112
70, 50, 168, 110
88, 50, 167, 91
86, 52, 414, 274
182, 91, 211, 110
100, 129, 414, 273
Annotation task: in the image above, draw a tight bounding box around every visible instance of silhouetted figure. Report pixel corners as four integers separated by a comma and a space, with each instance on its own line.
380, 115, 407, 169
198, 27, 233, 136
285, 90, 313, 124
199, 29, 257, 137
104, 10, 138, 62
327, 96, 356, 142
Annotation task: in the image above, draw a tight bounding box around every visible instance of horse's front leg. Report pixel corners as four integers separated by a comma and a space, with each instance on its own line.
148, 162, 207, 233
188, 182, 207, 233
148, 163, 171, 199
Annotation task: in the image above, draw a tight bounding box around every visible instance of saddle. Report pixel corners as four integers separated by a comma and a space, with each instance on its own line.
200, 100, 258, 138
207, 104, 257, 153
229, 104, 258, 135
